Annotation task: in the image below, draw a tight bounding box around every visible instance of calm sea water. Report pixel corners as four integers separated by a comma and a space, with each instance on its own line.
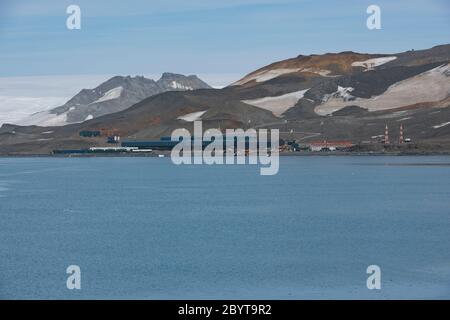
0, 156, 449, 299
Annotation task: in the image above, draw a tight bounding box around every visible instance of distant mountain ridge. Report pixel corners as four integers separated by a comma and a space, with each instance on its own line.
17, 73, 211, 126
1, 44, 450, 155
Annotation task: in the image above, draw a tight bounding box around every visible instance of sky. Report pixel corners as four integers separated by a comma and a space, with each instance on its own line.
0, 0, 449, 123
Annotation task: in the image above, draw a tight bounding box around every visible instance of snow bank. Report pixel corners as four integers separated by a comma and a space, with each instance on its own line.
233, 68, 301, 86
352, 56, 397, 71
19, 110, 69, 126
233, 67, 335, 86
315, 63, 450, 115
91, 86, 123, 104
302, 68, 334, 77
170, 81, 193, 90
433, 121, 450, 129
242, 89, 309, 117
322, 86, 355, 102
177, 110, 207, 122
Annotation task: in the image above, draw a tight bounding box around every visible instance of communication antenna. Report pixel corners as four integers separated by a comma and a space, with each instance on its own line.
384, 124, 389, 145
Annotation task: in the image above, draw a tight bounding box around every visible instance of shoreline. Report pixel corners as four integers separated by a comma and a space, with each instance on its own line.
2, 151, 450, 158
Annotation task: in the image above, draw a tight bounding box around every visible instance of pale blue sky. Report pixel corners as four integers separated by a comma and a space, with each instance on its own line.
0, 0, 449, 79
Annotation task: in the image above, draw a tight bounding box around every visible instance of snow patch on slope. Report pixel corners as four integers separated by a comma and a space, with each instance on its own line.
177, 110, 207, 122
242, 89, 309, 117
352, 56, 397, 71
302, 68, 334, 77
322, 86, 355, 102
19, 110, 69, 126
315, 63, 450, 116
90, 86, 123, 104
18, 104, 87, 127
433, 121, 450, 129
233, 68, 301, 86
170, 81, 193, 90
233, 67, 336, 86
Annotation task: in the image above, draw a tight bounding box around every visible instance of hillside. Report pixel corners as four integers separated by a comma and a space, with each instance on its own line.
16, 73, 211, 127
0, 44, 449, 155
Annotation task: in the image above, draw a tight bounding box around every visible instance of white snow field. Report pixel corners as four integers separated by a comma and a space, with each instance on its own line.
18, 109, 69, 126
0, 74, 112, 126
0, 95, 66, 126
302, 68, 335, 77
90, 86, 123, 104
315, 64, 450, 116
242, 89, 309, 117
351, 56, 397, 71
177, 110, 207, 122
322, 86, 355, 102
232, 68, 302, 86
170, 81, 193, 90
16, 86, 124, 126
233, 67, 336, 86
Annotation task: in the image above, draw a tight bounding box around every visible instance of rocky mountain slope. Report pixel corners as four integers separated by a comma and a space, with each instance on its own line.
16, 73, 211, 126
1, 44, 449, 155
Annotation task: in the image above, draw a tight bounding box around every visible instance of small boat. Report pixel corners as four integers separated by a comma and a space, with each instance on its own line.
158, 154, 165, 158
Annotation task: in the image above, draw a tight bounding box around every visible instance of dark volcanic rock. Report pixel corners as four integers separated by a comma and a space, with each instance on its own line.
331, 105, 369, 116
156, 72, 211, 91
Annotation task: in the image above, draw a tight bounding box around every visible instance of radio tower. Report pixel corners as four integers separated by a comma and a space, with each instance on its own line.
399, 124, 404, 144
384, 124, 389, 145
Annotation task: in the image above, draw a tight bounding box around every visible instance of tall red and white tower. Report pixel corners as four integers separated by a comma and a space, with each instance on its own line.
384, 124, 389, 145
399, 124, 404, 144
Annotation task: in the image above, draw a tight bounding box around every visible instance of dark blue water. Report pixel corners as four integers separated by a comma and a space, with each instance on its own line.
0, 156, 449, 299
